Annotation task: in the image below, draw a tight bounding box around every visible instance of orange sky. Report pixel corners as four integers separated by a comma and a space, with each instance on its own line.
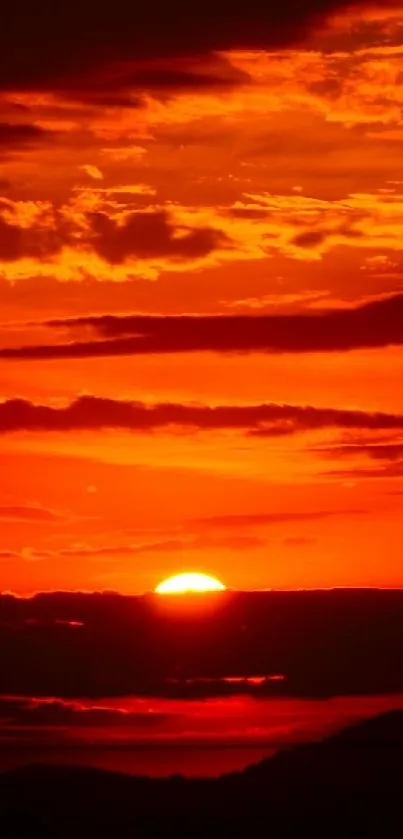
2, 2, 403, 593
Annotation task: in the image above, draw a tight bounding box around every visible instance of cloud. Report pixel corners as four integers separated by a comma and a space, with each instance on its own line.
0, 215, 64, 262
0, 1, 375, 97
0, 187, 403, 282
0, 696, 170, 730
317, 443, 403, 461
45, 534, 266, 560
1, 395, 403, 437
319, 439, 403, 479
3, 293, 403, 358
0, 122, 54, 147
77, 184, 155, 196
0, 54, 251, 108
88, 210, 230, 264
324, 462, 403, 479
291, 230, 328, 248
83, 54, 252, 102
1, 589, 403, 698
194, 510, 365, 529
79, 164, 103, 180
0, 504, 63, 522
0, 205, 229, 275
0, 550, 20, 560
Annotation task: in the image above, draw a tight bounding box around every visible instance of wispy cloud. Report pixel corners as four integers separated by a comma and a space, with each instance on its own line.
193, 510, 366, 529
0, 504, 64, 523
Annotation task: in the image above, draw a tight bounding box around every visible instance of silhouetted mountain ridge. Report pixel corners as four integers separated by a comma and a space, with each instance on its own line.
1, 710, 403, 837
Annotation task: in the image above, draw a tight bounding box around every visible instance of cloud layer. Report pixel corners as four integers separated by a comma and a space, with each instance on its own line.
1, 394, 403, 436
0, 1, 377, 97
2, 294, 403, 359
1, 590, 403, 697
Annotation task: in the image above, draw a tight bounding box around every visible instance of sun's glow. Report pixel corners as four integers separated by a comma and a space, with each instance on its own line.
155, 572, 226, 595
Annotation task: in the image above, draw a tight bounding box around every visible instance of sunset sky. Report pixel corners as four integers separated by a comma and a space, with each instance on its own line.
2, 0, 403, 594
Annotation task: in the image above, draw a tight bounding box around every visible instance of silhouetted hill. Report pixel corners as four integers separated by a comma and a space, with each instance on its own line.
1, 588, 403, 697
1, 710, 403, 838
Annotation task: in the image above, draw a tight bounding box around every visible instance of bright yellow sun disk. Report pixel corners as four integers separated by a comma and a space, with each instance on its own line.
155, 572, 226, 595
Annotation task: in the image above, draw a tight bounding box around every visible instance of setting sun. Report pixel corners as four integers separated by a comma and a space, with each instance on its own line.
155, 573, 226, 595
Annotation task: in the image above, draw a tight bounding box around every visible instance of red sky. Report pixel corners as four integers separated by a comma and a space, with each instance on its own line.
4, 694, 403, 776
1, 1, 403, 593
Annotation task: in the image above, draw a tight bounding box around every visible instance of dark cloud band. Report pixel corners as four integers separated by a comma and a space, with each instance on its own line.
0, 1, 380, 96
1, 395, 403, 436
2, 294, 403, 359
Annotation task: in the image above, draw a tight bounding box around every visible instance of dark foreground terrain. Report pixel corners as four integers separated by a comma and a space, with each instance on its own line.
1, 710, 403, 838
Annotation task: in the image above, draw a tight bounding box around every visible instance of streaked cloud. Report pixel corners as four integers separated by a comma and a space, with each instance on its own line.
2, 293, 403, 359
1, 395, 403, 436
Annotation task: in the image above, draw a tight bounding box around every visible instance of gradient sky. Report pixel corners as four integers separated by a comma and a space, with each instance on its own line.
2, 1, 403, 593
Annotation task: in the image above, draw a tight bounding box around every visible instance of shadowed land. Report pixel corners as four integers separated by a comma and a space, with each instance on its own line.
1, 710, 403, 838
